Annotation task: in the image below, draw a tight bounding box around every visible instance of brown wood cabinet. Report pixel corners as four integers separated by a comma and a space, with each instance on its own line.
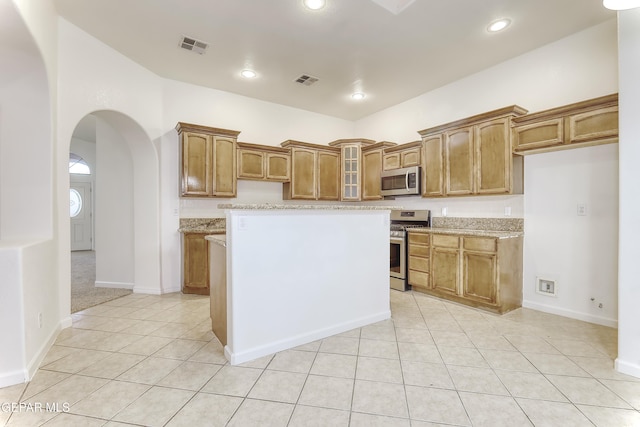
176, 122, 240, 198
408, 232, 430, 291
408, 231, 523, 314
361, 142, 397, 201
383, 141, 422, 170
281, 140, 340, 201
512, 93, 618, 155
182, 232, 210, 295
237, 142, 290, 182
328, 139, 378, 201
418, 106, 527, 198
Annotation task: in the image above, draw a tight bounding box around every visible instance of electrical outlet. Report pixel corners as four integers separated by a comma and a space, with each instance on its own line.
504, 206, 512, 217
577, 203, 587, 216
536, 277, 557, 296
441, 207, 448, 217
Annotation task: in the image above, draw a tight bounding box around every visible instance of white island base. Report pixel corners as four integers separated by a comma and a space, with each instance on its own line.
212, 205, 392, 365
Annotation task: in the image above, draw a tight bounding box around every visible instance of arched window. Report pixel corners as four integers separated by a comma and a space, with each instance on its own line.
69, 153, 91, 175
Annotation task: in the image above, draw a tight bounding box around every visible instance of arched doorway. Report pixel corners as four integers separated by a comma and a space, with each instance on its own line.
68, 111, 161, 313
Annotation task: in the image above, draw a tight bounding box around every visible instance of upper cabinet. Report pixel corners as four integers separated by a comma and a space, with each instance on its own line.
418, 106, 527, 198
237, 142, 290, 182
281, 140, 341, 201
328, 139, 377, 201
176, 122, 240, 198
512, 94, 618, 155
362, 142, 398, 201
383, 141, 421, 170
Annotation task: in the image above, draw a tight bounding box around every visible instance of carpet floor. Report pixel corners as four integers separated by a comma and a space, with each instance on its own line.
70, 250, 132, 313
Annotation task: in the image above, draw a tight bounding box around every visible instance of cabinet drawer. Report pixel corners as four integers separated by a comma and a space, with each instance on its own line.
463, 237, 497, 252
409, 256, 429, 272
409, 270, 429, 288
408, 233, 430, 245
409, 245, 429, 257
432, 234, 459, 248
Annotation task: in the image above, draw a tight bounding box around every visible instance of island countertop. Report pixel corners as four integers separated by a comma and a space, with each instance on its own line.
218, 203, 399, 210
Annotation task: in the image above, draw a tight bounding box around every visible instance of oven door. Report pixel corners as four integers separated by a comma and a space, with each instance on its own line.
390, 236, 407, 291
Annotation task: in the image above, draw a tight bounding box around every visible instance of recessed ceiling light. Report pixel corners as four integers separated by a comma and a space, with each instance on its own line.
241, 69, 257, 78
487, 18, 511, 33
303, 0, 326, 10
603, 0, 640, 9
351, 92, 365, 100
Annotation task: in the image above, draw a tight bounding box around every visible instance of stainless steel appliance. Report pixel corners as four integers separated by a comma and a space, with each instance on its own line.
381, 166, 421, 197
390, 209, 431, 291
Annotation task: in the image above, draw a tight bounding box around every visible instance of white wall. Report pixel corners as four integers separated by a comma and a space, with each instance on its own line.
95, 117, 134, 288
523, 144, 618, 326
616, 8, 640, 378
353, 20, 619, 327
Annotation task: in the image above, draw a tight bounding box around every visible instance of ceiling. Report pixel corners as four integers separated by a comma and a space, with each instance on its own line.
53, 0, 614, 121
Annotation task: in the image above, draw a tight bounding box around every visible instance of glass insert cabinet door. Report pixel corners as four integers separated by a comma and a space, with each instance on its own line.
342, 145, 359, 200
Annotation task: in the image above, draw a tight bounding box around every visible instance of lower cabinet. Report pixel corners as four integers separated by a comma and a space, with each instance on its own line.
408, 231, 523, 314
182, 233, 210, 295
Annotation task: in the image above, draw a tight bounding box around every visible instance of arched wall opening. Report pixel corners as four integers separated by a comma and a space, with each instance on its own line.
68, 111, 161, 295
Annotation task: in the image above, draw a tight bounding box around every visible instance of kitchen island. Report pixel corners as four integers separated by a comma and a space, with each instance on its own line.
208, 203, 393, 365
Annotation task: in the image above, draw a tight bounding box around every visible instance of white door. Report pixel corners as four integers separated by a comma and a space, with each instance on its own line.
70, 182, 93, 251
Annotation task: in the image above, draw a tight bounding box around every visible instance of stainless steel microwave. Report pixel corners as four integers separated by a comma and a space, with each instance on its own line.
381, 166, 421, 197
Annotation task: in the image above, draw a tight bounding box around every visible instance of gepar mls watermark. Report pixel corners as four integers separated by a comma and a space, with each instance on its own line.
1, 402, 70, 413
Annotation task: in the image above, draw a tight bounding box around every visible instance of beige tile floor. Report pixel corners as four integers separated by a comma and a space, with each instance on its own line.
2, 290, 640, 427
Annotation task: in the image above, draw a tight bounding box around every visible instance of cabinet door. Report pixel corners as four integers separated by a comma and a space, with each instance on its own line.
569, 106, 618, 144
445, 127, 474, 195
383, 153, 401, 170
512, 118, 564, 153
476, 118, 511, 194
266, 152, 290, 181
182, 132, 212, 196
401, 148, 421, 167
237, 149, 265, 180
341, 145, 360, 200
422, 135, 444, 197
462, 251, 497, 304
290, 148, 317, 199
431, 247, 459, 295
183, 233, 210, 295
317, 151, 340, 200
362, 149, 383, 200
212, 136, 237, 197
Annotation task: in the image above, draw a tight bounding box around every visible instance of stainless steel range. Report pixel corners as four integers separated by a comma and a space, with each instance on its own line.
390, 209, 431, 291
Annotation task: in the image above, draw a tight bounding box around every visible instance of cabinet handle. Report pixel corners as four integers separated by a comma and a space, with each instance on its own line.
405, 170, 410, 192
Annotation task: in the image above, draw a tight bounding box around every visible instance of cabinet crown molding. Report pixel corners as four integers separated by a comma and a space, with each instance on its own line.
237, 141, 290, 153
511, 93, 618, 125
417, 105, 528, 136
176, 122, 241, 137
328, 138, 376, 147
280, 139, 341, 152
384, 140, 422, 153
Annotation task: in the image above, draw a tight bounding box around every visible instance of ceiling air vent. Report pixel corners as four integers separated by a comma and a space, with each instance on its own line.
294, 74, 319, 86
179, 36, 209, 55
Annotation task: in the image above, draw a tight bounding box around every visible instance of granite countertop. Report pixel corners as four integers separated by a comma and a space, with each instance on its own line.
218, 203, 399, 210
205, 234, 226, 247
409, 227, 523, 239
179, 217, 226, 233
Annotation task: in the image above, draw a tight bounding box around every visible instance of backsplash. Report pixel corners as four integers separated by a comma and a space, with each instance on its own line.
432, 217, 523, 232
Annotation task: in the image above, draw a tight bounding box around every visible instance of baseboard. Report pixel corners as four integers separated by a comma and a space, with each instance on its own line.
95, 281, 134, 290
25, 318, 65, 382
132, 286, 163, 295
160, 285, 182, 294
615, 358, 640, 379
0, 369, 27, 388
227, 310, 391, 365
522, 300, 618, 328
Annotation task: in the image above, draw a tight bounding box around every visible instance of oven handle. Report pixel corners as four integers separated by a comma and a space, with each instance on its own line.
390, 236, 405, 245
